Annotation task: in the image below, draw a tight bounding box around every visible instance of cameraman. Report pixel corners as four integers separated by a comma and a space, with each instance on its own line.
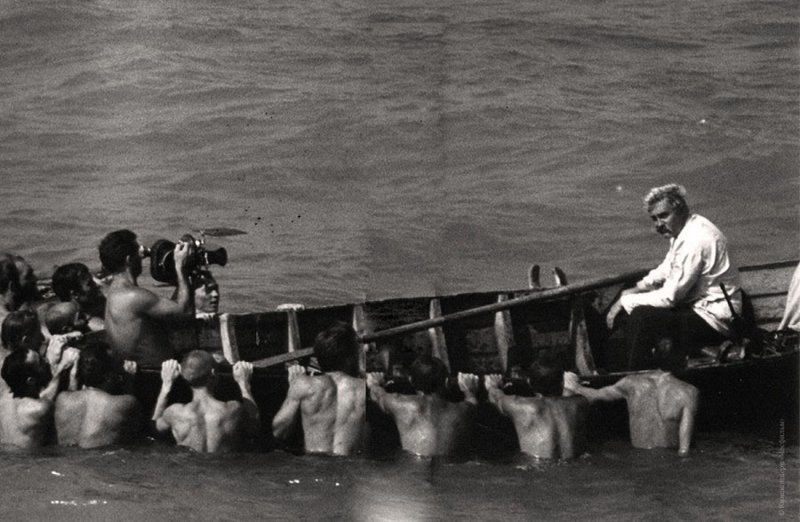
98, 230, 194, 367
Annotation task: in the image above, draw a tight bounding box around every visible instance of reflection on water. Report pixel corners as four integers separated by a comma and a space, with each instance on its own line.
0, 433, 795, 521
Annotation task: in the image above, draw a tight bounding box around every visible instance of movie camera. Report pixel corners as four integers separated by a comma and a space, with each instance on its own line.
143, 233, 228, 285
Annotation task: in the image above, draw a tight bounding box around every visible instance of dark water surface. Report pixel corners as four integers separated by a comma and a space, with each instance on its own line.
1, 0, 798, 519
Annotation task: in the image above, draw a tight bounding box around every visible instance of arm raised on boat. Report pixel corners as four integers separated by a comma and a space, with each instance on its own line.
563, 371, 626, 403
678, 385, 699, 457
232, 361, 259, 438
271, 365, 308, 439
153, 359, 180, 432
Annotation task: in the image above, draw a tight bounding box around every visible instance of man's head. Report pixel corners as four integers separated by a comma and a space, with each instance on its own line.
409, 354, 447, 395
11, 255, 40, 304
1, 309, 44, 352
651, 338, 686, 372
45, 301, 88, 335
313, 322, 359, 376
643, 184, 690, 239
76, 341, 114, 389
527, 354, 565, 396
1, 348, 52, 398
0, 256, 21, 311
51, 263, 103, 308
180, 350, 216, 388
194, 270, 220, 314
98, 229, 142, 277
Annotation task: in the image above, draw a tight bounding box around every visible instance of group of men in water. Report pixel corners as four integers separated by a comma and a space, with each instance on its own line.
0, 183, 796, 461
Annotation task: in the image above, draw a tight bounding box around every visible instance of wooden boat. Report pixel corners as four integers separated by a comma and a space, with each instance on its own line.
61, 258, 793, 451
122, 258, 796, 444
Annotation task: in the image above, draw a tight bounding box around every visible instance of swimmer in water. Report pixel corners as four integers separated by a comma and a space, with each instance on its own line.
484, 358, 589, 460
55, 341, 143, 448
0, 346, 79, 449
272, 322, 366, 456
153, 350, 259, 453
564, 339, 699, 456
367, 355, 479, 458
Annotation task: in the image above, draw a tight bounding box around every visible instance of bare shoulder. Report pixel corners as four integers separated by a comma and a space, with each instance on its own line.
17, 397, 52, 419
664, 374, 699, 399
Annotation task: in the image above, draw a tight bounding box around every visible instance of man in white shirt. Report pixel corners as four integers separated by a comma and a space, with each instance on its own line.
606, 184, 741, 370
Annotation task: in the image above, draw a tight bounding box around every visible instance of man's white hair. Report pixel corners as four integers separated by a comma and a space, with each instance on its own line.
643, 184, 689, 213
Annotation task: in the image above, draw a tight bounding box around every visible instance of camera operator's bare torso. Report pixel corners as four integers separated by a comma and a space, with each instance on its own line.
105, 279, 179, 366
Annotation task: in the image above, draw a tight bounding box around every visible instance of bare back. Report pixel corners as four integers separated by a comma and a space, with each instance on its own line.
55, 390, 141, 448
161, 393, 243, 453
277, 372, 366, 456
105, 283, 176, 366
0, 396, 52, 449
385, 394, 473, 457
620, 372, 698, 450
501, 395, 588, 459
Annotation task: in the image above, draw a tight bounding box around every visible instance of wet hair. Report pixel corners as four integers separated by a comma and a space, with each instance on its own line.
98, 229, 139, 273
45, 302, 81, 335
528, 356, 565, 396
1, 349, 51, 398
0, 255, 21, 303
51, 263, 92, 302
180, 350, 215, 387
652, 338, 686, 372
409, 354, 447, 395
643, 184, 689, 216
1, 309, 40, 351
313, 322, 358, 375
77, 341, 114, 389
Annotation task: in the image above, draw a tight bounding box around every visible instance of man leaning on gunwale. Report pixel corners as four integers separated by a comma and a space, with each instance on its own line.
605, 184, 742, 370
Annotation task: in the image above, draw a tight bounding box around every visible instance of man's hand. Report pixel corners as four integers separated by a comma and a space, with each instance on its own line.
366, 372, 385, 389
457, 373, 479, 395
606, 300, 623, 330
160, 359, 180, 387
57, 347, 80, 373
563, 371, 582, 393
287, 364, 305, 385
45, 334, 74, 368
123, 360, 138, 376
484, 374, 504, 390
173, 240, 191, 274
233, 361, 253, 385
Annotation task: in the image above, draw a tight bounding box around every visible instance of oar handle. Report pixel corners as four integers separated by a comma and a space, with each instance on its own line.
360, 269, 647, 343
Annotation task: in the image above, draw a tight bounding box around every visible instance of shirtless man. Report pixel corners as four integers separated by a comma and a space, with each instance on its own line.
50, 262, 106, 332
563, 342, 699, 456
99, 229, 193, 366
484, 362, 588, 460
153, 351, 259, 453
0, 346, 79, 448
366, 355, 479, 457
55, 342, 142, 448
272, 322, 366, 456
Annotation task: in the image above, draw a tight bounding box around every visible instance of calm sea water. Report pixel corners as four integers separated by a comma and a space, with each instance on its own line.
0, 0, 798, 519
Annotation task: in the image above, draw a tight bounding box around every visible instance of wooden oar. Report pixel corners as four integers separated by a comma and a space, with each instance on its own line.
250, 347, 314, 368
359, 268, 648, 344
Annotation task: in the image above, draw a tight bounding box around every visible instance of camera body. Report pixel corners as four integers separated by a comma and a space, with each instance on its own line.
147, 234, 227, 284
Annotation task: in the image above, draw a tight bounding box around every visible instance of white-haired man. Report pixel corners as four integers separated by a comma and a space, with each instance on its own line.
606, 184, 741, 370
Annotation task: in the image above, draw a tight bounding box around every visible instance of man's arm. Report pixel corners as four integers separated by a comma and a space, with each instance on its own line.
366, 372, 393, 413
563, 372, 627, 403
232, 361, 260, 437
620, 240, 705, 311
39, 348, 80, 402
152, 359, 180, 432
678, 387, 699, 457
457, 373, 479, 406
272, 365, 306, 439
484, 374, 512, 414
140, 242, 195, 320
